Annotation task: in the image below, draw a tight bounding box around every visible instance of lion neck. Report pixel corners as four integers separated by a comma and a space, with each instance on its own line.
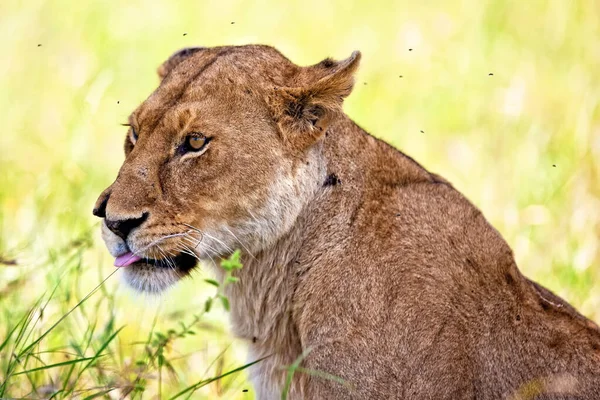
219, 114, 433, 355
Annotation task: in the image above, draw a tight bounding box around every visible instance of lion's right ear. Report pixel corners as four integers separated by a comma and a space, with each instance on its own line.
269, 51, 361, 147
157, 47, 204, 80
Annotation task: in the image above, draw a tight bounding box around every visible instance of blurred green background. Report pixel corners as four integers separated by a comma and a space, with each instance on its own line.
1, 0, 599, 398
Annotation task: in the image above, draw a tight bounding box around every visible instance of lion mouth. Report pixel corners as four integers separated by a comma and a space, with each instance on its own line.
141, 253, 197, 272
114, 251, 197, 272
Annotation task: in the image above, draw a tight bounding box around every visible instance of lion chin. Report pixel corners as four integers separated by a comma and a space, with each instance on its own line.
119, 254, 198, 294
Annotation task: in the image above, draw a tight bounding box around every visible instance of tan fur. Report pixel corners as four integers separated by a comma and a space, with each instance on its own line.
94, 45, 600, 399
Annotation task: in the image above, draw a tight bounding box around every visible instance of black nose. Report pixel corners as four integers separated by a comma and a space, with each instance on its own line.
93, 191, 109, 218
105, 213, 148, 241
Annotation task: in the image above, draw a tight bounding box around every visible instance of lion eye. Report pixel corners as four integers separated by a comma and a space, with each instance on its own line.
184, 134, 210, 153
131, 127, 138, 143
122, 123, 138, 144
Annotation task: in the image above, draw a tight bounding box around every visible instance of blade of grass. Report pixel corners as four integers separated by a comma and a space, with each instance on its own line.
77, 326, 124, 385
281, 348, 312, 400
169, 357, 268, 400
18, 269, 118, 357
63, 326, 124, 397
82, 388, 116, 400
280, 352, 350, 400
18, 260, 85, 360
0, 297, 45, 395
11, 356, 100, 376
0, 312, 28, 354
48, 389, 66, 399
61, 311, 101, 390
294, 367, 349, 387
1, 269, 118, 394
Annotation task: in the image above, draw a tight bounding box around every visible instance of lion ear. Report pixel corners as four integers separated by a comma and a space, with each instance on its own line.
157, 47, 204, 80
272, 51, 361, 142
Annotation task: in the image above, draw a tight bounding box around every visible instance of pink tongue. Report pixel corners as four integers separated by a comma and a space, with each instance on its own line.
114, 252, 142, 267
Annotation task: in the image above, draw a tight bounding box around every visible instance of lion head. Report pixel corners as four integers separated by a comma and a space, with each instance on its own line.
93, 45, 360, 292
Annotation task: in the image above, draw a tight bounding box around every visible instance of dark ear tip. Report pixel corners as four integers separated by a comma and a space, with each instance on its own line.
172, 47, 205, 58
158, 47, 206, 80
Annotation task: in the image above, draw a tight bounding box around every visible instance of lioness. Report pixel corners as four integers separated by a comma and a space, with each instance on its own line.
93, 45, 600, 399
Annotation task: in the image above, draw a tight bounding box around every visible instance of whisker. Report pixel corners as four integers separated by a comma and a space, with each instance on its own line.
181, 223, 204, 242
174, 242, 198, 260
155, 246, 170, 270
182, 232, 203, 250
179, 242, 217, 271
158, 245, 178, 272
182, 232, 221, 255
182, 223, 235, 253
246, 210, 266, 248
176, 245, 198, 260
182, 236, 219, 270
223, 226, 255, 259
136, 231, 194, 255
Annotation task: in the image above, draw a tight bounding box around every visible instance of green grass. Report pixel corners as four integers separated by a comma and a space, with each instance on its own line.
0, 248, 252, 398
1, 0, 599, 398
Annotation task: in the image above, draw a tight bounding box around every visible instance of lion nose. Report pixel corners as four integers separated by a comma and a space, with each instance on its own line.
93, 190, 109, 218
105, 213, 148, 241
94, 189, 149, 240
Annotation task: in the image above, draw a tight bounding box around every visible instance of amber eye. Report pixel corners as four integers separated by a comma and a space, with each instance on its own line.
184, 134, 210, 153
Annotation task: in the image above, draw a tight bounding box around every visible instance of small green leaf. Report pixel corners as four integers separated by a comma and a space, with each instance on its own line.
226, 276, 240, 283
204, 279, 220, 287
219, 295, 230, 311
204, 297, 213, 313
221, 250, 243, 271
